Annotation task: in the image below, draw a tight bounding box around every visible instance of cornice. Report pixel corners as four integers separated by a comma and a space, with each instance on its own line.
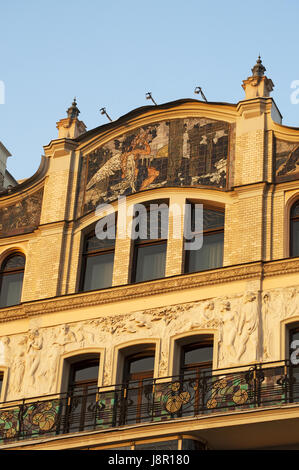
75, 99, 238, 155
272, 121, 299, 142
263, 257, 299, 277
1, 257, 299, 324
0, 157, 48, 202
0, 262, 263, 323
43, 138, 79, 156
236, 97, 273, 117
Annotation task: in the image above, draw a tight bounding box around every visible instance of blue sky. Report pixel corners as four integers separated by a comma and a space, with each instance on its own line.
1, 0, 299, 180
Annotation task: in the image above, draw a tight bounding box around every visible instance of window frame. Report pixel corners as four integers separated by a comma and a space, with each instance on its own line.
0, 366, 8, 404
290, 200, 299, 257
130, 200, 169, 284
180, 339, 214, 375
79, 220, 116, 292
0, 252, 25, 308
184, 202, 224, 274
63, 354, 101, 433
121, 347, 156, 424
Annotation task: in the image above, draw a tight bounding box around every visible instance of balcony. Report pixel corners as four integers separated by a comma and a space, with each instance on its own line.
0, 360, 297, 445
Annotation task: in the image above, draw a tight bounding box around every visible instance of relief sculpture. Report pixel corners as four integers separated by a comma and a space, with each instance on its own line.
1, 288, 291, 400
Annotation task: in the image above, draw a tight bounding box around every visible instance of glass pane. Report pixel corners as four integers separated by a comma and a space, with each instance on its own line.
86, 233, 115, 252
184, 345, 213, 366
291, 202, 299, 218
186, 232, 223, 273
0, 272, 24, 307
129, 356, 155, 374
291, 220, 299, 257
290, 329, 299, 402
136, 440, 178, 450
2, 255, 25, 271
74, 364, 99, 383
83, 253, 114, 291
186, 232, 224, 272
133, 204, 168, 241
104, 446, 131, 450
134, 243, 166, 282
67, 360, 99, 433
203, 208, 224, 230
182, 439, 206, 450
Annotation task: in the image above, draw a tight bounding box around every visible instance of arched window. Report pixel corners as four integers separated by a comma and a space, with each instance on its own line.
177, 335, 213, 416
65, 356, 100, 433
184, 203, 224, 273
80, 217, 115, 292
131, 200, 169, 283
0, 253, 25, 308
290, 201, 299, 257
288, 325, 299, 402
180, 339, 213, 377
122, 347, 155, 424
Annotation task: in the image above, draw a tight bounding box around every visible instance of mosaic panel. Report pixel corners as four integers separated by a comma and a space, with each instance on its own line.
275, 138, 299, 182
82, 118, 230, 215
0, 188, 44, 238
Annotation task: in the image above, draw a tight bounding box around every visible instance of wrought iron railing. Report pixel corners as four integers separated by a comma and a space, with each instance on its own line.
0, 360, 298, 445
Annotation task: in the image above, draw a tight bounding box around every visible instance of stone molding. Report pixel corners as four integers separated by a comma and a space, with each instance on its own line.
1, 257, 299, 323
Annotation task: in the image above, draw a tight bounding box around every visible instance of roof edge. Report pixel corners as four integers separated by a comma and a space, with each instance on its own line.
75, 98, 237, 144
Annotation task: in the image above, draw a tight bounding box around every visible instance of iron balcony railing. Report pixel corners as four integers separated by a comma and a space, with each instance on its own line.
0, 360, 298, 444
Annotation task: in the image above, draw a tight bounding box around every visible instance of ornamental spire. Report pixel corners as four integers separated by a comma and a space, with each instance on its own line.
56, 97, 86, 139
251, 55, 266, 78
241, 56, 274, 99
66, 97, 80, 119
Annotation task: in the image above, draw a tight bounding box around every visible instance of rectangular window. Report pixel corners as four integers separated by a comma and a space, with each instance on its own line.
81, 216, 116, 292
83, 252, 114, 291
131, 201, 168, 283
0, 272, 24, 308
184, 204, 224, 273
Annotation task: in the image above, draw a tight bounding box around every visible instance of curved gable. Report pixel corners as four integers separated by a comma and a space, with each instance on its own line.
79, 116, 234, 216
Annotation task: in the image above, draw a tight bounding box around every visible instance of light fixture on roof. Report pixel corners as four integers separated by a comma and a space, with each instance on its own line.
100, 107, 113, 122
194, 86, 207, 102
146, 92, 158, 106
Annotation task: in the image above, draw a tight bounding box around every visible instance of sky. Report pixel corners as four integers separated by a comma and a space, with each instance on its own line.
1, 0, 299, 181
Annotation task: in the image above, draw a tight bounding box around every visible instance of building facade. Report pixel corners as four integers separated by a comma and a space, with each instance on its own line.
1, 58, 299, 449
0, 142, 17, 191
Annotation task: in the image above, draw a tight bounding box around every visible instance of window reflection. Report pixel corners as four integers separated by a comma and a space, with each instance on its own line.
131, 201, 168, 283
66, 357, 100, 433
0, 254, 25, 308
81, 217, 115, 292
185, 204, 224, 273
122, 350, 155, 424
290, 201, 299, 257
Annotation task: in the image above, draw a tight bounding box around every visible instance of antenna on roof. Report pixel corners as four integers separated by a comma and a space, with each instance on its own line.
145, 92, 158, 106
194, 86, 207, 102
100, 107, 113, 122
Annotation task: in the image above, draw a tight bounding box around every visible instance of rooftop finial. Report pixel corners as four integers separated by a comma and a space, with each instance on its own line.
66, 97, 80, 119
251, 55, 266, 78
57, 97, 86, 138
